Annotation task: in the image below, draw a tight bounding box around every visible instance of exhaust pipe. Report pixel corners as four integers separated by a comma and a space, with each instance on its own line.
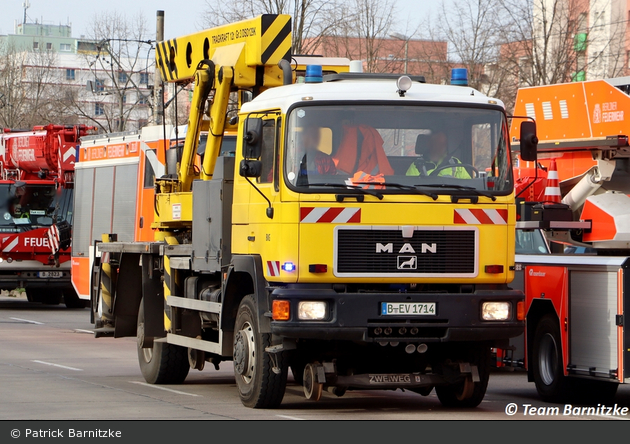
278, 59, 293, 85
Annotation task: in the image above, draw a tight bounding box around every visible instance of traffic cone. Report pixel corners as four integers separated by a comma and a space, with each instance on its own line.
543, 159, 561, 203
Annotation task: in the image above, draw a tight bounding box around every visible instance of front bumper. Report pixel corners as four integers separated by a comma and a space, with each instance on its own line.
269, 288, 524, 343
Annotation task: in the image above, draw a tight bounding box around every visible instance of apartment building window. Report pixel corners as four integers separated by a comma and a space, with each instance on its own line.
118, 72, 127, 83
95, 78, 105, 92
66, 69, 75, 81
60, 43, 71, 52
138, 95, 149, 105
33, 41, 39, 50
140, 72, 149, 84
46, 42, 52, 50
95, 103, 104, 116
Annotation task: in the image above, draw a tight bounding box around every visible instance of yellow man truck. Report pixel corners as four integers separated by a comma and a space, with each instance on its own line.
79, 14, 531, 408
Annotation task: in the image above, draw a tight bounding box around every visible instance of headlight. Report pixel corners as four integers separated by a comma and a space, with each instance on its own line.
482, 302, 511, 321
298, 301, 327, 320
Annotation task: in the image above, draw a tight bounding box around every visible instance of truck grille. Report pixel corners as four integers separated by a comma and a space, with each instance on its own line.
335, 228, 476, 276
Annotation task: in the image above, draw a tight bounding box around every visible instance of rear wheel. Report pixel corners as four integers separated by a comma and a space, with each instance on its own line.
28, 288, 62, 305
63, 287, 88, 309
532, 314, 569, 402
435, 346, 490, 408
137, 298, 189, 384
233, 295, 287, 408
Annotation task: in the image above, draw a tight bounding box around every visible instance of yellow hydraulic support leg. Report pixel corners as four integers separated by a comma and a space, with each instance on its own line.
201, 66, 234, 181
162, 236, 180, 332
178, 66, 214, 192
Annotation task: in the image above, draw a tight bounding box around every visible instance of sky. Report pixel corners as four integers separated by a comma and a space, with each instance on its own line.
0, 0, 439, 41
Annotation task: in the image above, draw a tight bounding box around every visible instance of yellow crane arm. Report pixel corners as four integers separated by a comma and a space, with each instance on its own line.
155, 14, 292, 190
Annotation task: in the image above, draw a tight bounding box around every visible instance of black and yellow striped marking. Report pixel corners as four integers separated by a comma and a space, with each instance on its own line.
156, 14, 292, 83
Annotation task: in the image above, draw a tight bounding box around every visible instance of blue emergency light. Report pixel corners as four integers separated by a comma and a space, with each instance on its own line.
451, 68, 468, 86
305, 65, 323, 83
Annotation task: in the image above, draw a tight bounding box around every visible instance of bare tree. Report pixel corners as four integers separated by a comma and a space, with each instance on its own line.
65, 11, 154, 133
320, 0, 397, 72
435, 0, 505, 90
0, 41, 72, 128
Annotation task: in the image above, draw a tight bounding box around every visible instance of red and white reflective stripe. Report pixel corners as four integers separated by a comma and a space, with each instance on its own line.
300, 207, 361, 223
48, 225, 60, 254
266, 261, 280, 277
2, 236, 18, 252
454, 209, 508, 225
63, 146, 76, 162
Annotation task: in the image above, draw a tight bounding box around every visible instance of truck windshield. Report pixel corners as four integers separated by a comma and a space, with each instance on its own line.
284, 104, 512, 195
0, 183, 64, 230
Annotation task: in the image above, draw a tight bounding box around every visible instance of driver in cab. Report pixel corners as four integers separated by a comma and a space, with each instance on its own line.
406, 131, 471, 179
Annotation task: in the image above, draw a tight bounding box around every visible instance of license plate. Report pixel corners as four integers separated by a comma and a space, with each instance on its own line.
38, 271, 63, 278
381, 302, 436, 315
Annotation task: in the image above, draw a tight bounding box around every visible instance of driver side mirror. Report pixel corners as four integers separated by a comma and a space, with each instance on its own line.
242, 117, 263, 160
520, 121, 538, 162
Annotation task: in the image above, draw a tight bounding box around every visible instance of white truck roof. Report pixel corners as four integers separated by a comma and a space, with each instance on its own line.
241, 75, 504, 114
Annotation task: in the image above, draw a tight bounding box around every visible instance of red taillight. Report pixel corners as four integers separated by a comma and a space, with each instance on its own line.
309, 264, 328, 273
485, 265, 504, 274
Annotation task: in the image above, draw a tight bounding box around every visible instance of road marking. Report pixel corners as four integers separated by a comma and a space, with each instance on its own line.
74, 329, 94, 334
10, 317, 44, 325
276, 415, 305, 420
128, 381, 201, 397
32, 360, 83, 371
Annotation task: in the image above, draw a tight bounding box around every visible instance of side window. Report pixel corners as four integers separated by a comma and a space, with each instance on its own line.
259, 119, 276, 184
143, 149, 157, 188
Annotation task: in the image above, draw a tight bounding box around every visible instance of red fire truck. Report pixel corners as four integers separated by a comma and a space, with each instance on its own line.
504, 77, 630, 403
0, 124, 95, 308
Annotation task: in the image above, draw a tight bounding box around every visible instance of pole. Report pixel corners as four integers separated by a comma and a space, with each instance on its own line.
404, 40, 408, 74
153, 10, 164, 125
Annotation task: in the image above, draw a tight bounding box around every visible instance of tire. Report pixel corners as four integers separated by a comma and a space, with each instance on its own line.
435, 346, 490, 408
63, 287, 88, 309
233, 295, 288, 408
290, 359, 306, 386
572, 379, 619, 404
531, 314, 569, 403
29, 288, 62, 305
137, 297, 190, 384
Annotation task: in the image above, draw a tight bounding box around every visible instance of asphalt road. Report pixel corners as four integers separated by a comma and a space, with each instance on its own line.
2, 295, 630, 422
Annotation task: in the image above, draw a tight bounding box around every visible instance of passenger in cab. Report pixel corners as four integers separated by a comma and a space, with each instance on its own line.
406, 131, 471, 179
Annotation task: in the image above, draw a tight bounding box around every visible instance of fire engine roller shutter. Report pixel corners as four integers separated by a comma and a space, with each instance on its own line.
569, 270, 617, 375
73, 168, 95, 257
335, 228, 475, 276
111, 164, 138, 242
91, 167, 115, 248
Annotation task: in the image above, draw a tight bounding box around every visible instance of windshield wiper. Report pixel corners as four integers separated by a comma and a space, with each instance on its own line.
353, 182, 438, 200
305, 183, 384, 200
414, 184, 497, 201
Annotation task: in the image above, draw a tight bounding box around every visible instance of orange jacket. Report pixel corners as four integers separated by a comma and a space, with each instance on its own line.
332, 125, 394, 176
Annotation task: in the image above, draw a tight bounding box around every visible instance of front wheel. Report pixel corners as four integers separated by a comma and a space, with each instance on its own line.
233, 295, 288, 408
531, 314, 569, 402
435, 345, 490, 408
137, 298, 189, 384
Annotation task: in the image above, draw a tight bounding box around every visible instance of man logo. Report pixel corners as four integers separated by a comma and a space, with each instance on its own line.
397, 256, 417, 270
376, 243, 437, 254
